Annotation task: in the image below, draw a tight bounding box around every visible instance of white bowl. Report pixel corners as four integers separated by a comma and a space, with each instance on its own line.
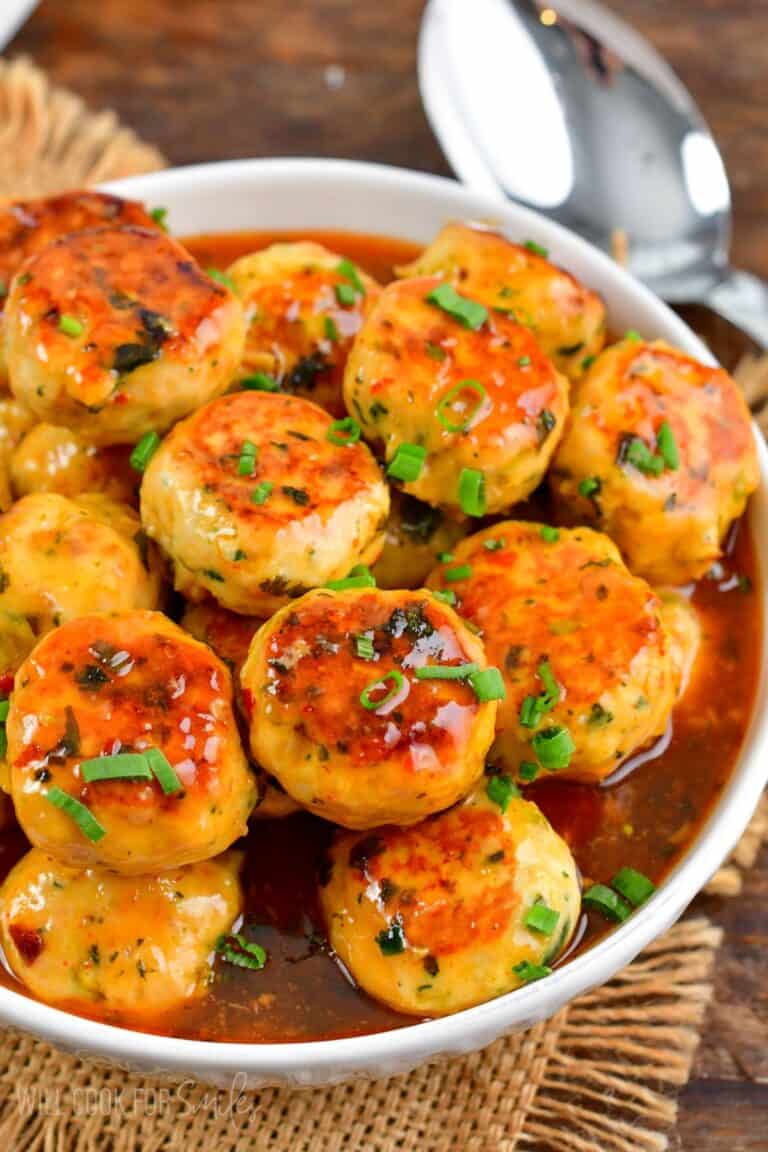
2, 159, 765, 1088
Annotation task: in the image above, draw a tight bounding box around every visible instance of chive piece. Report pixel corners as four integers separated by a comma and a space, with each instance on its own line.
355, 634, 375, 661
327, 416, 361, 446
376, 916, 406, 955
0, 728, 6, 759
46, 787, 106, 841
469, 667, 506, 702
80, 753, 152, 782
207, 267, 236, 292
656, 421, 679, 470
519, 694, 546, 728
582, 354, 596, 371
513, 959, 552, 983
432, 588, 456, 606
145, 747, 183, 795
335, 282, 357, 307
483, 537, 505, 552
425, 283, 488, 330
326, 565, 376, 591
486, 772, 519, 813
324, 315, 340, 343
578, 476, 601, 499
611, 866, 656, 907
458, 468, 486, 517
518, 355, 531, 367
583, 883, 631, 922
360, 670, 405, 712
524, 239, 549, 258
240, 372, 280, 392
251, 481, 273, 506
216, 933, 267, 970
539, 525, 560, 543
129, 431, 160, 473
238, 440, 258, 476
532, 725, 575, 770
537, 659, 560, 708
58, 314, 84, 337
524, 901, 560, 936
435, 380, 487, 433
150, 206, 168, 230
444, 563, 472, 583
519, 760, 540, 782
387, 443, 426, 483
437, 551, 454, 563
0, 699, 9, 723
414, 662, 479, 681
624, 329, 642, 343
337, 258, 366, 297
620, 435, 664, 476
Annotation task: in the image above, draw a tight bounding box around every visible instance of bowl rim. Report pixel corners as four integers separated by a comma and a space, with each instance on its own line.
1, 156, 765, 1077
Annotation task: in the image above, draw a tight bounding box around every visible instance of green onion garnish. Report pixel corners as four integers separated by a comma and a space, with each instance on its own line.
468, 667, 506, 702
337, 258, 366, 297
444, 563, 472, 583
216, 933, 267, 970
324, 315, 339, 343
458, 468, 486, 517
0, 699, 9, 724
335, 282, 357, 308
58, 314, 84, 338
80, 753, 152, 782
531, 725, 575, 770
326, 564, 376, 591
387, 443, 426, 483
486, 772, 519, 813
45, 787, 106, 842
578, 476, 601, 499
129, 431, 160, 472
414, 663, 479, 681
524, 900, 560, 936
435, 380, 487, 433
355, 634, 375, 661
150, 206, 168, 230
656, 420, 679, 470
583, 883, 631, 922
360, 670, 405, 712
513, 959, 552, 983
425, 283, 488, 330
624, 329, 642, 343
539, 525, 560, 543
251, 481, 273, 506
582, 354, 596, 371
238, 440, 258, 476
327, 416, 361, 446
524, 239, 549, 258
437, 551, 454, 563
376, 916, 406, 955
483, 537, 505, 552
145, 747, 183, 795
520, 659, 560, 727
621, 436, 664, 476
611, 866, 655, 907
432, 588, 456, 605
519, 760, 540, 782
240, 373, 280, 392
207, 267, 236, 292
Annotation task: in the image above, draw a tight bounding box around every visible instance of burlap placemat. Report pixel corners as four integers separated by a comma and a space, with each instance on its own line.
0, 55, 764, 1152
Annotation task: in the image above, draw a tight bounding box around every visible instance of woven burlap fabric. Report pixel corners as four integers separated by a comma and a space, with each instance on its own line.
0, 54, 764, 1152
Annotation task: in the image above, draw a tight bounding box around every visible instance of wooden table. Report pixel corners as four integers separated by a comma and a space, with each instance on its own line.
9, 1, 768, 1146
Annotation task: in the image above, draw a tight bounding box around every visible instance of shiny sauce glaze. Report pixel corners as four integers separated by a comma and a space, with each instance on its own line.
0, 229, 761, 1043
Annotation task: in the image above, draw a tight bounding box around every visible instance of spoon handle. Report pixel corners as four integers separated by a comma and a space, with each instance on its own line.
700, 267, 768, 351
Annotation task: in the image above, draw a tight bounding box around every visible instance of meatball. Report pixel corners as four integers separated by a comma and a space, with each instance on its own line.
180, 599, 299, 819
8, 610, 256, 872
320, 788, 580, 1015
397, 221, 606, 379
10, 423, 136, 503
241, 588, 498, 828
0, 848, 242, 1019
343, 275, 569, 515
427, 522, 676, 784
227, 241, 381, 416
0, 492, 161, 634
550, 338, 760, 584
372, 492, 467, 591
140, 390, 389, 616
4, 226, 245, 445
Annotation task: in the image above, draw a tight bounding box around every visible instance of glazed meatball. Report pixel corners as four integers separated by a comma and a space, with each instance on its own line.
8, 611, 256, 872
427, 522, 676, 784
4, 227, 245, 445
0, 492, 161, 633
181, 599, 299, 820
343, 275, 569, 515
372, 492, 467, 590
241, 588, 498, 828
227, 242, 381, 416
550, 338, 760, 584
0, 848, 242, 1019
10, 423, 136, 503
320, 788, 580, 1015
140, 390, 389, 616
397, 221, 606, 379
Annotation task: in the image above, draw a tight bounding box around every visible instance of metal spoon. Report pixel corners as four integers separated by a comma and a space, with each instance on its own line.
419, 0, 768, 349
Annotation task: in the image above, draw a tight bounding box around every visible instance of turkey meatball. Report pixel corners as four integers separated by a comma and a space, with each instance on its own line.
427, 522, 676, 784
8, 611, 256, 872
241, 588, 498, 828
343, 275, 569, 515
4, 226, 244, 444
550, 338, 759, 584
372, 492, 467, 591
10, 423, 136, 503
320, 788, 580, 1015
140, 390, 389, 616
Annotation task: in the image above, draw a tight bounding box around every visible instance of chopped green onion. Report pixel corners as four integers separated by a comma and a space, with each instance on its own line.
583, 883, 631, 922
337, 258, 366, 297
458, 468, 486, 517
620, 435, 664, 476
656, 421, 679, 470
216, 933, 267, 970
513, 959, 552, 983
45, 787, 106, 842
376, 916, 406, 955
355, 634, 375, 661
435, 380, 487, 433
524, 901, 560, 936
432, 588, 456, 606
324, 315, 339, 343
625, 329, 642, 343
0, 728, 6, 759
518, 355, 532, 367
238, 440, 258, 476
425, 283, 488, 330
519, 694, 546, 728
414, 662, 479, 681
58, 314, 83, 338
360, 670, 405, 712
531, 725, 575, 770
486, 772, 519, 812
0, 699, 9, 724
437, 551, 454, 563
150, 206, 168, 230
145, 747, 183, 795
524, 239, 549, 258
207, 267, 236, 292
129, 431, 160, 473
578, 476, 601, 499
469, 667, 506, 702
581, 354, 596, 371
387, 443, 426, 483
537, 659, 560, 707
483, 537, 505, 552
327, 416, 361, 446
327, 564, 376, 591
539, 525, 560, 543
519, 760, 540, 782
80, 753, 152, 782
520, 659, 560, 727
335, 282, 357, 308
444, 563, 472, 583
611, 866, 656, 907
251, 481, 273, 506
240, 372, 280, 392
